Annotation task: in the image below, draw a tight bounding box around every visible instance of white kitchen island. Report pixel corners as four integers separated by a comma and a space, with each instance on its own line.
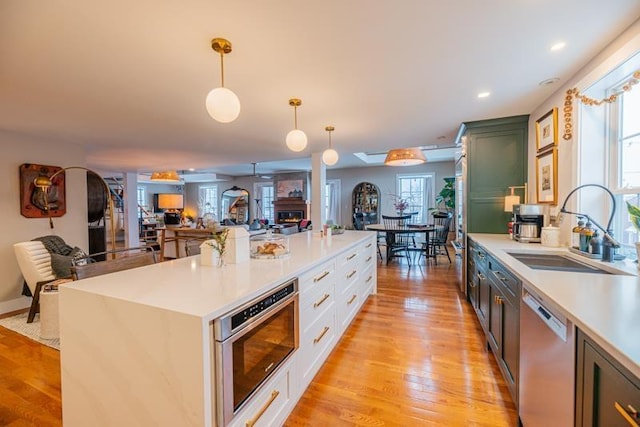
59, 231, 377, 427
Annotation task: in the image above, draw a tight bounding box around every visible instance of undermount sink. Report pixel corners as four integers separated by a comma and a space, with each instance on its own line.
506, 252, 618, 274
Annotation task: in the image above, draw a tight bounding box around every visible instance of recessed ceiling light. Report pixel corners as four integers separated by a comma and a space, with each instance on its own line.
539, 77, 560, 86
477, 92, 491, 99
188, 168, 196, 172
551, 42, 566, 51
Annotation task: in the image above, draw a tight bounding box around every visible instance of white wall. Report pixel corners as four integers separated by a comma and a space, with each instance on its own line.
0, 131, 88, 311
528, 19, 640, 245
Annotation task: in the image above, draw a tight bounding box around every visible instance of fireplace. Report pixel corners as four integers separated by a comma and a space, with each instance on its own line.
273, 198, 307, 226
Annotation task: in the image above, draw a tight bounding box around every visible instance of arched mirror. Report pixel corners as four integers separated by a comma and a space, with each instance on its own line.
221, 186, 250, 224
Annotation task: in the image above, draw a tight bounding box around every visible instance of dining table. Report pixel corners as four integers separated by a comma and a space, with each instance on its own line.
366, 223, 435, 264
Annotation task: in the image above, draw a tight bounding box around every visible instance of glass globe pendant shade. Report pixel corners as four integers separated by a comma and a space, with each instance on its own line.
206, 87, 241, 123
286, 129, 308, 152
322, 148, 339, 166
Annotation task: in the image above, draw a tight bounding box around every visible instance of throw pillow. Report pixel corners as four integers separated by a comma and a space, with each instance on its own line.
50, 247, 88, 279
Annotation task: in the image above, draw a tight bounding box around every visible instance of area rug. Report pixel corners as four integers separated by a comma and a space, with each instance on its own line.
0, 312, 60, 350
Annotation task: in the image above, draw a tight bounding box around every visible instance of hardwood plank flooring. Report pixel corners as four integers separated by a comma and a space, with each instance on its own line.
285, 255, 518, 426
0, 252, 517, 426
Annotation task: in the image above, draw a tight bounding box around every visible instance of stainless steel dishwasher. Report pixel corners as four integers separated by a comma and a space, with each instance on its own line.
519, 285, 575, 426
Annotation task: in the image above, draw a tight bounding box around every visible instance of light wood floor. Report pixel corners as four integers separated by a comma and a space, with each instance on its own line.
0, 252, 517, 426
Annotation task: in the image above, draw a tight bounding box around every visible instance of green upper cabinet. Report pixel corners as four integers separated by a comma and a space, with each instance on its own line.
460, 115, 528, 234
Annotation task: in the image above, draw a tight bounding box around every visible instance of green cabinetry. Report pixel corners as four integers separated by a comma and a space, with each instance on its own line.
460, 115, 528, 234
576, 329, 640, 426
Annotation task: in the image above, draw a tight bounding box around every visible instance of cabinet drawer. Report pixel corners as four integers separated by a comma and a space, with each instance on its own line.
488, 257, 519, 298
338, 247, 360, 274
300, 304, 336, 388
470, 242, 488, 271
298, 259, 335, 295
299, 280, 334, 329
337, 285, 361, 335
361, 264, 375, 297
228, 357, 294, 427
361, 240, 376, 269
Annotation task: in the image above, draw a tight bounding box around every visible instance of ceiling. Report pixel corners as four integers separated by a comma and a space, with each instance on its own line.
1, 1, 639, 177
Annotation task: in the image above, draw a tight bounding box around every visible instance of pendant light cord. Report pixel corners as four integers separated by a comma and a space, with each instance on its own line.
219, 52, 225, 87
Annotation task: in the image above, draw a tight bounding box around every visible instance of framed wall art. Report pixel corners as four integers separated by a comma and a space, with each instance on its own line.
536, 149, 557, 205
19, 163, 66, 218
276, 179, 304, 198
535, 107, 558, 152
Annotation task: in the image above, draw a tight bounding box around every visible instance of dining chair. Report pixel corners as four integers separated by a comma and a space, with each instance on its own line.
184, 239, 205, 256
426, 214, 453, 264
71, 247, 157, 280
381, 214, 412, 265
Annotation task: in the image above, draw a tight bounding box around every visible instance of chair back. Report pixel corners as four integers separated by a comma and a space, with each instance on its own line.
71, 247, 157, 280
13, 241, 55, 293
382, 214, 411, 230
353, 212, 365, 230
184, 239, 203, 256
433, 216, 453, 243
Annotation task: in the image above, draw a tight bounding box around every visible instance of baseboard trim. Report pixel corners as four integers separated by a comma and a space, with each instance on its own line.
0, 296, 31, 316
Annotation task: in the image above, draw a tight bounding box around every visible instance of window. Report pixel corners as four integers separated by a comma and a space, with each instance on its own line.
137, 186, 147, 216
325, 179, 341, 225
609, 76, 640, 258
198, 185, 218, 220
396, 174, 435, 224
254, 182, 274, 223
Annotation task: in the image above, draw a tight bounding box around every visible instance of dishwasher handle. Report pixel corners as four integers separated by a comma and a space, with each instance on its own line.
523, 291, 568, 342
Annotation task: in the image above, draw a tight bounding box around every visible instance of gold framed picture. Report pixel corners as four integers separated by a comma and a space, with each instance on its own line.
536, 148, 557, 205
535, 107, 558, 152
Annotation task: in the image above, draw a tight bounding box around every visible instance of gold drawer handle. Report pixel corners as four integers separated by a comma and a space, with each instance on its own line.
469, 281, 477, 288
347, 253, 357, 261
314, 293, 330, 308
313, 326, 330, 344
494, 295, 503, 305
347, 294, 357, 305
366, 256, 372, 263
314, 271, 330, 283
365, 275, 373, 283
477, 272, 485, 280
347, 270, 357, 279
245, 390, 280, 427
615, 402, 640, 427
366, 243, 372, 248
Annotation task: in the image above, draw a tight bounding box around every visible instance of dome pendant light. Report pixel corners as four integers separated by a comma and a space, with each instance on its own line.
322, 126, 339, 166
205, 38, 241, 123
285, 98, 308, 152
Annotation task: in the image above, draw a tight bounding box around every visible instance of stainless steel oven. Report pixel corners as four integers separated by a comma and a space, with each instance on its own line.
213, 278, 299, 426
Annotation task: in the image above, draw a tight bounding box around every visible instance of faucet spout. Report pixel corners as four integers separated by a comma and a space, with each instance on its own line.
559, 184, 621, 261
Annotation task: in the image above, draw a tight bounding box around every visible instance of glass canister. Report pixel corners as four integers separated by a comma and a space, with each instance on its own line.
540, 226, 561, 247
250, 231, 290, 259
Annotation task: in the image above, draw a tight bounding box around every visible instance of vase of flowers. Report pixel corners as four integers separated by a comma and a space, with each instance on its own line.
627, 201, 640, 268
391, 195, 410, 216
201, 228, 229, 267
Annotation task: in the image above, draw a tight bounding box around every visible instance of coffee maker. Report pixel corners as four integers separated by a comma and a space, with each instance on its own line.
513, 204, 549, 243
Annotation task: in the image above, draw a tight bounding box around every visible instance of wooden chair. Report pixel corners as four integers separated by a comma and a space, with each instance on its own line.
426, 214, 453, 264
381, 214, 412, 265
71, 247, 157, 280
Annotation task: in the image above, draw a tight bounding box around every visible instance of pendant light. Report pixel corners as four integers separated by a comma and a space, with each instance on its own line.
384, 147, 426, 166
205, 38, 241, 123
150, 170, 181, 182
285, 98, 307, 152
322, 126, 339, 166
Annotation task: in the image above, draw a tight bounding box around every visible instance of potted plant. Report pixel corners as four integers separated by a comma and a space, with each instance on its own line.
431, 177, 455, 215
627, 201, 640, 266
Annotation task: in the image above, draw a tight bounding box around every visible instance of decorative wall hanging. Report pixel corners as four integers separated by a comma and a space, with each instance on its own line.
19, 163, 66, 218
535, 108, 558, 152
563, 70, 640, 141
536, 149, 558, 205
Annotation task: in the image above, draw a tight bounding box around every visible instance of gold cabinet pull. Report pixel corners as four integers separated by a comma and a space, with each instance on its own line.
347, 253, 357, 261
313, 293, 330, 308
366, 243, 372, 248
477, 272, 485, 281
614, 401, 640, 426
469, 281, 477, 288
494, 295, 503, 305
365, 275, 373, 283
313, 326, 330, 344
347, 294, 357, 305
245, 390, 280, 427
314, 271, 330, 283
366, 256, 372, 263
347, 270, 357, 279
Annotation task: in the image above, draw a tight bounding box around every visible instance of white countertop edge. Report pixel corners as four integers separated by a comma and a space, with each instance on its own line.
468, 233, 640, 379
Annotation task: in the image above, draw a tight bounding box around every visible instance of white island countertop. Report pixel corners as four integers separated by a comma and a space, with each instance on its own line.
469, 233, 640, 379
61, 230, 375, 322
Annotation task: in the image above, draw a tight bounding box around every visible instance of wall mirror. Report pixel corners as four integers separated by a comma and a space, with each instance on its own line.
221, 186, 250, 224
